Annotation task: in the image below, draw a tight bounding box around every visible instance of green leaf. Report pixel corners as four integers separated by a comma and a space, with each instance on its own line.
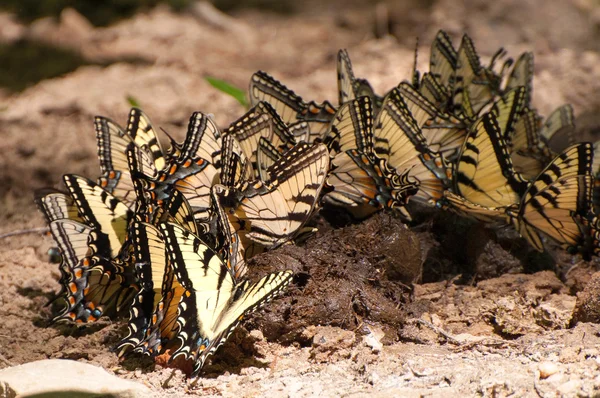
126, 95, 141, 108
205, 76, 248, 108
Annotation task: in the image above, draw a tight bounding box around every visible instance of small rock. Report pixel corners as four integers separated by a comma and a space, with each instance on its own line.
0, 359, 151, 398
363, 325, 384, 353
249, 329, 265, 341
539, 361, 559, 379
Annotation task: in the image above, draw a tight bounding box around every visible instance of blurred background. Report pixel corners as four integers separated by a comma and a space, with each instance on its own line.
1, 0, 600, 207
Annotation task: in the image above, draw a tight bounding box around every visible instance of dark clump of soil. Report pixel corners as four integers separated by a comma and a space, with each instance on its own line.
246, 208, 576, 348
572, 271, 600, 324
246, 212, 422, 344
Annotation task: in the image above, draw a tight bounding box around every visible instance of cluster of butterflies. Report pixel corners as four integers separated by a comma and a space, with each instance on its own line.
35, 30, 600, 377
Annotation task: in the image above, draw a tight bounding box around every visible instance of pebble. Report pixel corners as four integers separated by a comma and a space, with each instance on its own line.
539, 361, 559, 379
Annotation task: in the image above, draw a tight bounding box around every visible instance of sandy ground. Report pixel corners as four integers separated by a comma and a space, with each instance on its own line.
2, 1, 600, 396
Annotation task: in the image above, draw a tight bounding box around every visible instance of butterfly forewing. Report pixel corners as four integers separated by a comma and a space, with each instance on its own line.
398, 82, 466, 159
454, 113, 528, 208
256, 137, 283, 182
249, 71, 305, 124
63, 174, 131, 258
179, 112, 222, 165
237, 142, 330, 248
127, 108, 166, 172
337, 49, 357, 105
374, 87, 447, 204
490, 86, 527, 140
430, 30, 458, 90
116, 221, 169, 354
35, 189, 83, 223
324, 96, 374, 155
505, 52, 533, 105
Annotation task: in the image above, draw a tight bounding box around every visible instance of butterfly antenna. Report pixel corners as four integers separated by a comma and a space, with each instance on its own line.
412, 37, 420, 88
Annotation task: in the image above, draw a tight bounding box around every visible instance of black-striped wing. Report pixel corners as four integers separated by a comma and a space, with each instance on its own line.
63, 174, 131, 258
452, 34, 500, 117
116, 221, 170, 355
418, 72, 451, 111
164, 188, 202, 237
453, 112, 528, 208
510, 108, 551, 179
52, 229, 137, 323
249, 70, 305, 124
211, 184, 260, 280
47, 218, 93, 300
429, 30, 458, 90
160, 222, 293, 376
178, 112, 222, 166
322, 96, 418, 212
337, 49, 384, 112
373, 87, 449, 205
223, 101, 295, 175
540, 104, 576, 153
337, 49, 357, 105
229, 142, 330, 249
398, 82, 467, 160
117, 221, 187, 358
510, 143, 594, 252
95, 116, 156, 208
35, 189, 83, 223
146, 113, 224, 222
325, 149, 418, 217
323, 96, 374, 155
249, 71, 336, 143
127, 108, 167, 172
256, 137, 282, 182
490, 86, 527, 140
220, 134, 254, 188
505, 52, 533, 106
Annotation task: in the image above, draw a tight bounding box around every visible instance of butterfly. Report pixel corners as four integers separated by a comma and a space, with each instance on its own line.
139, 112, 223, 223
159, 221, 293, 376
504, 52, 534, 106
489, 86, 527, 141
506, 107, 553, 179
539, 104, 576, 153
214, 141, 330, 249
372, 87, 450, 207
441, 111, 594, 254
451, 34, 506, 118
428, 30, 458, 94
116, 186, 212, 356
451, 112, 529, 209
397, 81, 467, 161
51, 174, 138, 322
222, 101, 296, 176
35, 182, 137, 323
322, 96, 419, 218
115, 221, 175, 356
96, 108, 170, 208
337, 49, 384, 111
256, 137, 283, 182
248, 71, 336, 142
